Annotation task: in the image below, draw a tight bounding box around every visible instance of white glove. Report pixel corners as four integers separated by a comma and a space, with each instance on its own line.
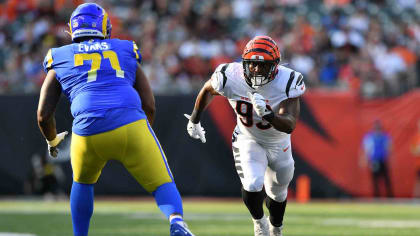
184, 114, 206, 143
46, 131, 68, 158
247, 92, 272, 117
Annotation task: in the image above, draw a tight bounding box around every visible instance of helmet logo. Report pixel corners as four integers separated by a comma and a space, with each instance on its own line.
69, 3, 112, 41
250, 55, 264, 60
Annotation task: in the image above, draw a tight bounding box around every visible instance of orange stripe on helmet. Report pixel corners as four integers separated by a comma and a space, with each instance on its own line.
242, 35, 280, 61
253, 38, 280, 58
254, 42, 278, 55
243, 48, 274, 60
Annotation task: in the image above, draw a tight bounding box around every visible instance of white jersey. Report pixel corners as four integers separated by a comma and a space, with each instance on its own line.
211, 62, 306, 145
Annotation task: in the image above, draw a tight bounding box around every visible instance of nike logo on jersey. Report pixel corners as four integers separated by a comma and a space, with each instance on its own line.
240, 96, 269, 103
283, 146, 290, 152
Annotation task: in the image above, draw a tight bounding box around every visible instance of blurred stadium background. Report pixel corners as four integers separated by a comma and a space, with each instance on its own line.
0, 0, 420, 235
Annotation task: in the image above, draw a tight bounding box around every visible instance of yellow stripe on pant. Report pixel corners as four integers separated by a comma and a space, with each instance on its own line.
70, 119, 173, 192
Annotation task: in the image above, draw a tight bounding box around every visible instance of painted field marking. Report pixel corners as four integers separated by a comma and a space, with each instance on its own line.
0, 233, 37, 236
322, 218, 420, 228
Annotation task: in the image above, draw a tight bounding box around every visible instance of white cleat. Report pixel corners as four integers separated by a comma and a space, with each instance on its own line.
252, 216, 270, 236
269, 223, 283, 236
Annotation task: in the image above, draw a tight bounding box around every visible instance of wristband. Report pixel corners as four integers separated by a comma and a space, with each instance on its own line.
263, 111, 275, 122
46, 135, 60, 147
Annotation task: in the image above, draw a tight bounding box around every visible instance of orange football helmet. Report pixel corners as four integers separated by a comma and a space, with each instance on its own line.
242, 36, 281, 88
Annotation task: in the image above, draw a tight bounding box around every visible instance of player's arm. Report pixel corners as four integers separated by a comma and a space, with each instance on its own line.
184, 78, 221, 143
37, 69, 61, 141
134, 64, 156, 125
37, 69, 68, 157
189, 79, 220, 123
266, 97, 300, 134
248, 71, 305, 134
247, 93, 300, 134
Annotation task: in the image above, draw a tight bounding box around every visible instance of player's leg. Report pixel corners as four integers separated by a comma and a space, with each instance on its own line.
371, 161, 381, 197
264, 140, 295, 236
69, 182, 94, 236
232, 134, 269, 236
382, 162, 393, 197
264, 161, 294, 236
121, 119, 194, 236
372, 171, 382, 197
70, 133, 109, 236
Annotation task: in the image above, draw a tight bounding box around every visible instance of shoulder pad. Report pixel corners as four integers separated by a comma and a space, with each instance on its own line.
285, 71, 305, 98
43, 49, 54, 73
211, 63, 229, 93
132, 41, 142, 64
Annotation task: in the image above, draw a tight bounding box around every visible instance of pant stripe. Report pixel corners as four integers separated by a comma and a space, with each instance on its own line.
233, 148, 244, 178
146, 121, 174, 181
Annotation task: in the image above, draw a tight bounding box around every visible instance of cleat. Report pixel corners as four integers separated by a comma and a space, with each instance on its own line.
170, 221, 195, 236
269, 223, 283, 236
252, 216, 269, 236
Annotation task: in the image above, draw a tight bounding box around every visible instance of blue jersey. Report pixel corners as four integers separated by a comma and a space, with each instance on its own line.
43, 38, 147, 136
363, 131, 391, 162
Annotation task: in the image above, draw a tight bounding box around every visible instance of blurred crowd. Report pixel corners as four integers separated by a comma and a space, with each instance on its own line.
0, 0, 418, 98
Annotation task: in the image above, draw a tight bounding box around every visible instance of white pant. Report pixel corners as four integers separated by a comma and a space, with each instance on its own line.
232, 130, 295, 202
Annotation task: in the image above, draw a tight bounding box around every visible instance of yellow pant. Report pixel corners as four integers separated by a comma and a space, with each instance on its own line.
70, 119, 173, 192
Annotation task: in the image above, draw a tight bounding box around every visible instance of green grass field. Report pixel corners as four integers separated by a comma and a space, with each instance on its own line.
1, 199, 420, 236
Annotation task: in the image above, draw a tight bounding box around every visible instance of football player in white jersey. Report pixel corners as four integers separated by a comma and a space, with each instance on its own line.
184, 35, 306, 236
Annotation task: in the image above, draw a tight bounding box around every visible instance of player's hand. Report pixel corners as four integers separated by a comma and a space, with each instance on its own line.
184, 114, 206, 143
46, 131, 68, 158
247, 92, 272, 117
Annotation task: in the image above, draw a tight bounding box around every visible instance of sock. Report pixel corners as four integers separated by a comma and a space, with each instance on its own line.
169, 215, 184, 224
266, 197, 287, 227
241, 187, 266, 220
70, 181, 94, 236
152, 182, 183, 220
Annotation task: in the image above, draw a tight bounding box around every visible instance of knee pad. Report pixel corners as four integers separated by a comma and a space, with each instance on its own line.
242, 176, 265, 192
265, 160, 294, 201
265, 184, 288, 202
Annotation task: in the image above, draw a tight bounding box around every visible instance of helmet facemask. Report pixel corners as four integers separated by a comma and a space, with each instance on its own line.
243, 59, 279, 89
241, 35, 281, 89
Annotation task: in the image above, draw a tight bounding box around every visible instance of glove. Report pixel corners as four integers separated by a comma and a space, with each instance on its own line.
46, 131, 68, 158
184, 114, 206, 143
247, 92, 272, 118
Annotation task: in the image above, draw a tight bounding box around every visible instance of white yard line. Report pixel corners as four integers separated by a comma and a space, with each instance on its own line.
127, 212, 249, 220
322, 218, 420, 228
0, 233, 37, 236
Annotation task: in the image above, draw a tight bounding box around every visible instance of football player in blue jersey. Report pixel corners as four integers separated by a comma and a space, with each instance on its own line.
37, 3, 195, 236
